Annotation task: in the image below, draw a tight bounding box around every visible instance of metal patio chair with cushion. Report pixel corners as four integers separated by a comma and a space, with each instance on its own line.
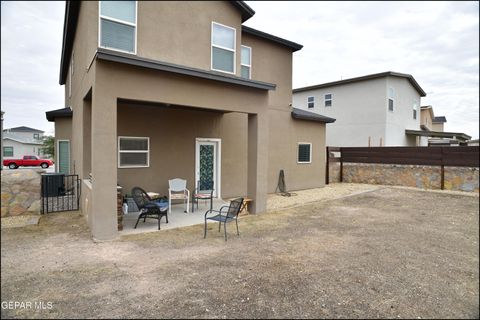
168, 178, 190, 213
192, 180, 214, 213
204, 197, 244, 241
131, 187, 168, 230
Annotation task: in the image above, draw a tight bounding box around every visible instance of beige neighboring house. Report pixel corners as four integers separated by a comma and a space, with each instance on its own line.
2, 126, 46, 159
414, 105, 470, 146
46, 1, 335, 241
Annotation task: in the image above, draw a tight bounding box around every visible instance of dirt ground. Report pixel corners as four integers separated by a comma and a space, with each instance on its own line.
1, 186, 478, 319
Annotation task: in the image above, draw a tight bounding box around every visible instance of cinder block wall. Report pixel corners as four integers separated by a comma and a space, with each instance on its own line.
328, 163, 479, 192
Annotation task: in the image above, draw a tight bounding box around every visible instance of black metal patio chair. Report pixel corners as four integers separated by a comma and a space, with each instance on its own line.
131, 187, 168, 230
204, 197, 244, 241
192, 180, 214, 213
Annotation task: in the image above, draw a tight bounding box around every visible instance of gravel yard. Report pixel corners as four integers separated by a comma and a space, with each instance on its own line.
1, 184, 478, 319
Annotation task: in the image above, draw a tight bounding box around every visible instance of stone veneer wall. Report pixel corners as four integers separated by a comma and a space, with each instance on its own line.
328, 163, 479, 192
1, 169, 43, 217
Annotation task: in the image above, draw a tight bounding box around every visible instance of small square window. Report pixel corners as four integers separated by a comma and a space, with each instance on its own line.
3, 146, 13, 157
307, 96, 315, 108
297, 143, 312, 163
33, 133, 39, 140
324, 94, 332, 107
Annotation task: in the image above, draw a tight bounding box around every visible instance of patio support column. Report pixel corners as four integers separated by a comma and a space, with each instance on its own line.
247, 112, 269, 214
90, 90, 118, 241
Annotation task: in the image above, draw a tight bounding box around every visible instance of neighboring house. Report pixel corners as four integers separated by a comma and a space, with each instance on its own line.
46, 1, 335, 241
416, 105, 470, 146
2, 126, 46, 159
292, 71, 426, 147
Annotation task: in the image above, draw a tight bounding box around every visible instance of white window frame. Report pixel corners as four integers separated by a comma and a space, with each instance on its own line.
307, 96, 315, 108
118, 136, 150, 168
324, 93, 333, 107
297, 142, 312, 164
388, 87, 395, 112
98, 1, 138, 55
240, 45, 252, 79
211, 22, 236, 75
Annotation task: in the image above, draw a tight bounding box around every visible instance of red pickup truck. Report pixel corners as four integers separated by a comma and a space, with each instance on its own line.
3, 155, 54, 169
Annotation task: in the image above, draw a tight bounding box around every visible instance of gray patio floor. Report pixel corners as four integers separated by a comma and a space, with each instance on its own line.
120, 198, 230, 235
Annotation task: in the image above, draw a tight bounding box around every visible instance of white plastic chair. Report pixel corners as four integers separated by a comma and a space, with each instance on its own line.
168, 178, 190, 213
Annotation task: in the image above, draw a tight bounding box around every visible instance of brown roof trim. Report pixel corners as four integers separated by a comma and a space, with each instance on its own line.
291, 108, 336, 123
242, 26, 303, 52
405, 129, 471, 141
231, 1, 255, 22
59, 1, 255, 85
433, 116, 447, 123
45, 107, 73, 122
96, 48, 276, 90
293, 71, 427, 97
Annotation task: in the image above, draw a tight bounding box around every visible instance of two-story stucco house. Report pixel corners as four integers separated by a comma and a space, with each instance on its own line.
292, 71, 427, 147
46, 1, 334, 240
2, 126, 45, 159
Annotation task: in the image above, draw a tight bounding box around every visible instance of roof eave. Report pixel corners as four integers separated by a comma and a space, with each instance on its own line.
293, 71, 426, 97
242, 26, 303, 52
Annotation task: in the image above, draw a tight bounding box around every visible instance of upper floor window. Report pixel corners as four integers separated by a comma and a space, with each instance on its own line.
307, 96, 315, 108
33, 133, 40, 140
211, 22, 236, 74
241, 45, 251, 79
413, 100, 418, 119
324, 93, 332, 107
99, 1, 137, 54
388, 87, 395, 111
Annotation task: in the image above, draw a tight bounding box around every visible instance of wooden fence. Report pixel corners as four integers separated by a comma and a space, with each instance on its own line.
326, 146, 480, 189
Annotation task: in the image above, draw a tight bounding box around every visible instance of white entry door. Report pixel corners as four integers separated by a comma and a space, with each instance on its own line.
195, 139, 221, 198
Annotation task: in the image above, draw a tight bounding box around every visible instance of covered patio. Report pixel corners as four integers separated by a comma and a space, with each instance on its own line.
81, 54, 273, 241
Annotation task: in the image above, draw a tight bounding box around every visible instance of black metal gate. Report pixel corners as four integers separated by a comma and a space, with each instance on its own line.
41, 174, 81, 213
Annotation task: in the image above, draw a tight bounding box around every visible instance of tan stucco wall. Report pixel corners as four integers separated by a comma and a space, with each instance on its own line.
137, 1, 242, 76
432, 122, 444, 132
267, 109, 327, 192
117, 103, 247, 199
420, 108, 433, 130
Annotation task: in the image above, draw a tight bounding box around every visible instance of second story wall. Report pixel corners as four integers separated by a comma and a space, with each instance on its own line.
241, 32, 292, 109
293, 78, 387, 147
137, 1, 242, 76
385, 76, 421, 145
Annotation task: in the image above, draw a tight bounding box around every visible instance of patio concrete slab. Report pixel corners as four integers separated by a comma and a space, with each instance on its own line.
120, 198, 230, 236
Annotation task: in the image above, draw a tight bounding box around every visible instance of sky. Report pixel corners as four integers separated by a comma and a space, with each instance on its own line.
1, 1, 479, 139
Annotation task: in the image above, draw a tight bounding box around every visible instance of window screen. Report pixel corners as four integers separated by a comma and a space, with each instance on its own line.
212, 23, 235, 73
118, 137, 149, 167
307, 96, 315, 108
100, 1, 136, 53
298, 143, 311, 163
